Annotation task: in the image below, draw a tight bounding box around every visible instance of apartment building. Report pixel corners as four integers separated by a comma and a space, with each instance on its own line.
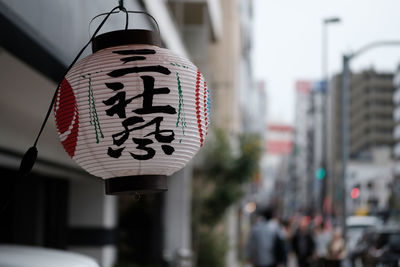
328, 69, 394, 217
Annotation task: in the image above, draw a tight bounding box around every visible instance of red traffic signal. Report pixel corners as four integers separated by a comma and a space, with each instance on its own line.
351, 187, 360, 199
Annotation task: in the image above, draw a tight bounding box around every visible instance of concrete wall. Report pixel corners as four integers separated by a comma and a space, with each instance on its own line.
162, 167, 193, 263
0, 0, 148, 65
210, 0, 242, 134
69, 179, 118, 267
0, 1, 225, 266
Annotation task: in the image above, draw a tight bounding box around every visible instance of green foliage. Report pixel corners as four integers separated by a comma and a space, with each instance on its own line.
192, 128, 262, 265
196, 230, 228, 267
198, 129, 262, 225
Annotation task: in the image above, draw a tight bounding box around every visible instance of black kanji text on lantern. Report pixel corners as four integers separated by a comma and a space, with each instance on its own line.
103, 49, 176, 160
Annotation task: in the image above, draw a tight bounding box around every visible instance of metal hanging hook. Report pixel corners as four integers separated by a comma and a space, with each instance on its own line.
88, 9, 161, 38
118, 0, 124, 10
118, 0, 128, 30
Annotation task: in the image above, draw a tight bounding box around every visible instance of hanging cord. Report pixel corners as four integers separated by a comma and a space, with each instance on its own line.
18, 5, 124, 178
119, 4, 129, 30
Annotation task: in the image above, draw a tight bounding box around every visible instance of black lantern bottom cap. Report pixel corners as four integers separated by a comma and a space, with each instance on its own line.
105, 175, 167, 195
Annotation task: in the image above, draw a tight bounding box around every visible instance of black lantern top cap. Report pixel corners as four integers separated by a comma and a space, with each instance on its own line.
92, 29, 162, 53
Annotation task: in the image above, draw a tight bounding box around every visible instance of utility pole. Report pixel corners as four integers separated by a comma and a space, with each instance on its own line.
340, 54, 350, 237
320, 17, 340, 215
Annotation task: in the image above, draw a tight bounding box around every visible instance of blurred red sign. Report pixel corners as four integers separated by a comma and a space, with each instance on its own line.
266, 140, 293, 155
296, 80, 311, 94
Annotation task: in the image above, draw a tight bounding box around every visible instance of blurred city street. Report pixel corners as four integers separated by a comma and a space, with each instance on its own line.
1, 0, 400, 266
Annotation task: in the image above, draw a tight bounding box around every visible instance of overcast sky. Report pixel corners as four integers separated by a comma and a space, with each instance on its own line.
253, 0, 400, 124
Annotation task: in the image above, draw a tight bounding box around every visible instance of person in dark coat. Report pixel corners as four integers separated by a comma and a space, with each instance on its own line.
246, 208, 286, 267
292, 217, 315, 267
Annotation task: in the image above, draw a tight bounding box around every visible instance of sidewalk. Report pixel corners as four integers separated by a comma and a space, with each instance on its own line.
287, 252, 297, 267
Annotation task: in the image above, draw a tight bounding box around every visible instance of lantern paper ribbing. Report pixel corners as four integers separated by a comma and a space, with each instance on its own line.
54, 44, 210, 180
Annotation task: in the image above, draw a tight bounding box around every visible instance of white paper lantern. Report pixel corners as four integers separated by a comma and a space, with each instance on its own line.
53, 30, 210, 194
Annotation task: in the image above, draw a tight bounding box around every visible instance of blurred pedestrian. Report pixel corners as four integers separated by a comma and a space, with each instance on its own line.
313, 221, 332, 267
281, 219, 293, 254
292, 216, 315, 267
325, 228, 347, 267
246, 207, 287, 267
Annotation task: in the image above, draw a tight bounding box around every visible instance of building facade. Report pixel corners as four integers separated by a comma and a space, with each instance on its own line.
293, 80, 314, 212
0, 1, 221, 266
290, 80, 330, 215
328, 69, 395, 218
263, 123, 294, 215
346, 148, 393, 215
208, 0, 257, 266
392, 64, 400, 215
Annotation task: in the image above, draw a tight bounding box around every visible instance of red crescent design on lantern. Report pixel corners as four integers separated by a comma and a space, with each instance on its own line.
203, 81, 208, 135
195, 70, 204, 147
54, 79, 79, 158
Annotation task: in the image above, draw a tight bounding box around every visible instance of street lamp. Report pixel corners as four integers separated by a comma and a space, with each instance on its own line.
318, 17, 340, 215
340, 40, 400, 235
323, 17, 341, 79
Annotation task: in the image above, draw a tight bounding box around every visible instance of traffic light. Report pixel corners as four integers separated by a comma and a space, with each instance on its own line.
351, 187, 360, 199
316, 167, 326, 180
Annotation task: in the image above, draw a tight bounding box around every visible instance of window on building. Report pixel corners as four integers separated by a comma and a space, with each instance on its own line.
367, 181, 375, 190
368, 198, 379, 209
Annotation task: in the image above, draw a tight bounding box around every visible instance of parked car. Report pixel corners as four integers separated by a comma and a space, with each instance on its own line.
0, 244, 99, 267
350, 226, 400, 267
346, 215, 382, 253
349, 228, 376, 267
